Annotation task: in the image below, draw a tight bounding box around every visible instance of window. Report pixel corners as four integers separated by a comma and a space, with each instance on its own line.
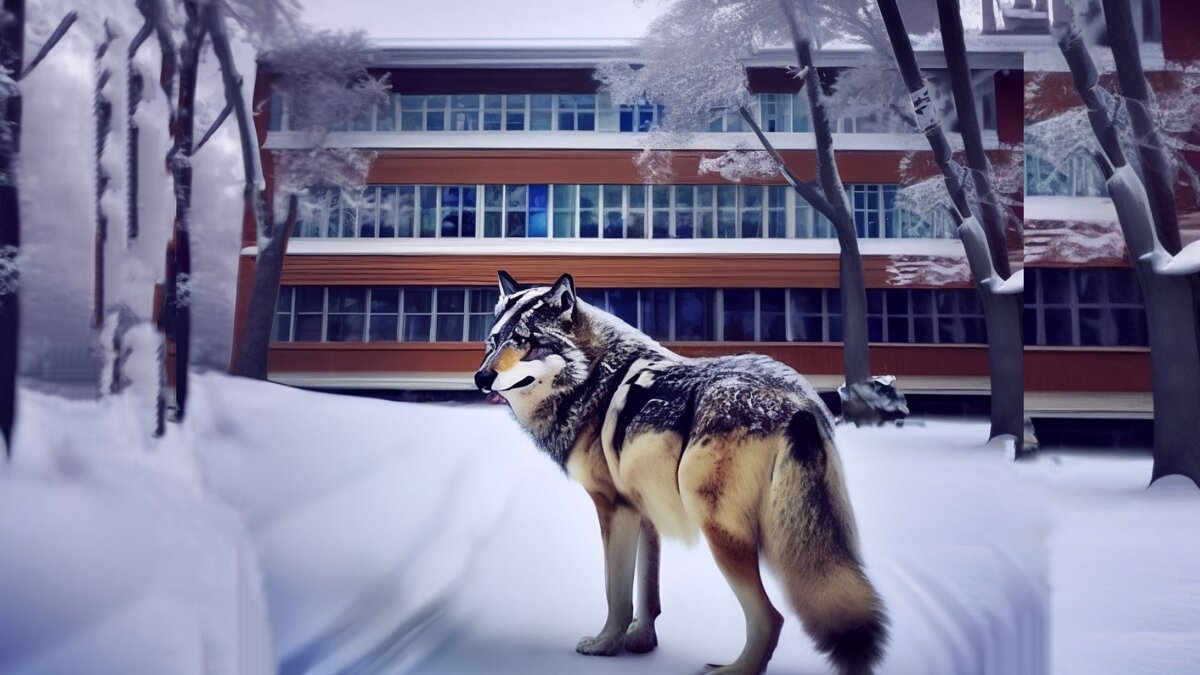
268, 92, 285, 132
1025, 149, 1107, 197
326, 287, 366, 342
558, 94, 597, 130
849, 184, 896, 238
530, 95, 553, 131
740, 186, 764, 238
369, 287, 400, 341
439, 186, 477, 237
468, 289, 500, 339
290, 184, 935, 240
1026, 268, 1147, 346
552, 185, 577, 237
450, 95, 480, 131
759, 94, 792, 133
722, 289, 756, 341
483, 185, 504, 237
505, 95, 526, 131
759, 289, 787, 340
275, 286, 992, 345
620, 103, 662, 132
767, 186, 788, 238
290, 287, 323, 341
503, 184, 549, 237
436, 289, 468, 341
402, 287, 433, 341
357, 187, 378, 237
580, 185, 600, 238
274, 287, 293, 340
788, 289, 826, 341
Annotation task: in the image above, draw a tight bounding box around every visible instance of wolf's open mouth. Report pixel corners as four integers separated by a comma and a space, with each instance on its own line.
498, 376, 536, 392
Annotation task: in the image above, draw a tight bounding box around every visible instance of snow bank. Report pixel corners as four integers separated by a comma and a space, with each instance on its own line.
0, 387, 272, 675
4, 374, 1195, 674
185, 375, 1056, 675
186, 373, 522, 674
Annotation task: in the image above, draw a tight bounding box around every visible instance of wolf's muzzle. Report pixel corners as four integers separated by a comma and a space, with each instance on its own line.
474, 369, 497, 392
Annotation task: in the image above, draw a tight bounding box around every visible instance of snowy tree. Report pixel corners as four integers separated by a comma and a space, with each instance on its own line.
0, 2, 79, 454
231, 29, 386, 381
1056, 0, 1200, 486
599, 0, 911, 425
875, 0, 1026, 454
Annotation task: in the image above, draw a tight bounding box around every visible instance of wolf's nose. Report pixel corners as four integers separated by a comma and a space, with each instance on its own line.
474, 370, 497, 392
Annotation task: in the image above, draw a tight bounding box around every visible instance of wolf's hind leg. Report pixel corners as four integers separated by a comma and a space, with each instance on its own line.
624, 518, 661, 653
700, 523, 784, 675
576, 497, 640, 657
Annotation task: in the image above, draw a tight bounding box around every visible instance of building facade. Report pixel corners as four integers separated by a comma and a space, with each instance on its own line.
233, 2, 1193, 422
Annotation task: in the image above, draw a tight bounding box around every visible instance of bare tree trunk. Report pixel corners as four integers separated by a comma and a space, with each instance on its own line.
234, 197, 298, 379
1100, 0, 1180, 253
168, 5, 203, 421
1059, 31, 1200, 487
877, 0, 1024, 451
938, 0, 1011, 276
94, 25, 115, 330
0, 0, 23, 455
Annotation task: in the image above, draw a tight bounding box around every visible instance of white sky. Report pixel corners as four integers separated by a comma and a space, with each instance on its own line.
298, 0, 667, 40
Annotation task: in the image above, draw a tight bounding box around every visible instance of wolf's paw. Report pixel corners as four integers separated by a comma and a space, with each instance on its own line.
623, 618, 658, 653
576, 632, 625, 657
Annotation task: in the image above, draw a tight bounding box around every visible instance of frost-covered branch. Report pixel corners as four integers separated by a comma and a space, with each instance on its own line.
194, 99, 232, 152
135, 0, 177, 117
734, 104, 836, 218
19, 10, 76, 80
202, 2, 266, 242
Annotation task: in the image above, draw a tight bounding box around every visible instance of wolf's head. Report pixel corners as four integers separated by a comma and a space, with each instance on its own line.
474, 271, 592, 408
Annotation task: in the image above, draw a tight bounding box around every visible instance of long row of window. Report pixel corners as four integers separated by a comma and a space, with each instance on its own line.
268, 78, 998, 135
1024, 268, 1147, 347
273, 286, 987, 345
293, 183, 957, 241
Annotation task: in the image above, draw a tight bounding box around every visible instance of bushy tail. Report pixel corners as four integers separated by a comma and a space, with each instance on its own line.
763, 409, 888, 675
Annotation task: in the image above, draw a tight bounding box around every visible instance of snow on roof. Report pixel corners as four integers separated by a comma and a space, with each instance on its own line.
362, 36, 1025, 70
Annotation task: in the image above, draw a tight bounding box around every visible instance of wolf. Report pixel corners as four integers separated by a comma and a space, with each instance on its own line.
474, 271, 887, 675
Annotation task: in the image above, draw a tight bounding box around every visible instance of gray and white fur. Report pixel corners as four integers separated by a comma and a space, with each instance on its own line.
475, 271, 887, 675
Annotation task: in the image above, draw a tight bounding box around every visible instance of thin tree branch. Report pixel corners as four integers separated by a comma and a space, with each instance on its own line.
737, 105, 836, 219
202, 3, 267, 240
194, 99, 233, 152
19, 10, 76, 80
129, 21, 154, 57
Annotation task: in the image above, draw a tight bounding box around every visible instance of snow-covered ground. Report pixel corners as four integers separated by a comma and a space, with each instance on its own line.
2, 374, 1197, 674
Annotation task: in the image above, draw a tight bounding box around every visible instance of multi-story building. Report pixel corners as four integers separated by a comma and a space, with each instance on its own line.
232, 0, 1189, 430
1021, 0, 1195, 437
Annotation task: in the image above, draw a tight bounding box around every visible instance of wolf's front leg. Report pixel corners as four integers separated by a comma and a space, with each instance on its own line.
576, 497, 641, 657
624, 518, 661, 653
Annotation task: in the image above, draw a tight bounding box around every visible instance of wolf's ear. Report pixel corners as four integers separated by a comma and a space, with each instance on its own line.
497, 270, 521, 296
548, 273, 576, 320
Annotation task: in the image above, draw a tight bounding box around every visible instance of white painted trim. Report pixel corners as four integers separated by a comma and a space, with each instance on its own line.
1025, 196, 1117, 223
265, 129, 1002, 152
331, 38, 1029, 69
243, 237, 967, 257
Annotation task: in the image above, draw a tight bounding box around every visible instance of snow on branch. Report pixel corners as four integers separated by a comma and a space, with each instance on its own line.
885, 253, 971, 286
697, 144, 778, 182
1024, 220, 1126, 265
260, 30, 389, 146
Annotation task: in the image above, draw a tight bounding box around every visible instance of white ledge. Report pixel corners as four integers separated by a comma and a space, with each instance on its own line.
243, 238, 967, 257
1025, 196, 1117, 223
264, 130, 1001, 152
